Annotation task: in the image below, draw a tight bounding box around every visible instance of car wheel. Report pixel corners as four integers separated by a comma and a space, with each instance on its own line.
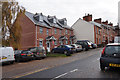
51, 50, 55, 53
76, 49, 78, 52
100, 63, 105, 71
10, 61, 14, 64
42, 57, 46, 59
82, 48, 85, 51
85, 48, 88, 51
64, 51, 68, 55
16, 59, 20, 62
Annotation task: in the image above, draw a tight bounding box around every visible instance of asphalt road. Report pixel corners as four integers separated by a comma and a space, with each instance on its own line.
17, 48, 120, 79
2, 48, 120, 79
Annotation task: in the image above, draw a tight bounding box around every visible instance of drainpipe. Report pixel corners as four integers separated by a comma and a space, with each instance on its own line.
107, 27, 109, 43
36, 24, 37, 47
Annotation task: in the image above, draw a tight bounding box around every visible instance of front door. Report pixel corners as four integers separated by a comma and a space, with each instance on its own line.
47, 42, 50, 52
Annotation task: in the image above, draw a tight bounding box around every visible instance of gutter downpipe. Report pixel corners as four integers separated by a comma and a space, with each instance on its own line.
36, 24, 37, 47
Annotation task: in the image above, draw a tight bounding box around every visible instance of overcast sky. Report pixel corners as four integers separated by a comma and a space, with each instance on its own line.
18, 0, 120, 26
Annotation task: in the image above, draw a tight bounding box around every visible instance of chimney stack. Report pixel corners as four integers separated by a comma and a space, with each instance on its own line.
108, 22, 113, 26
102, 20, 108, 25
83, 14, 92, 22
94, 18, 102, 24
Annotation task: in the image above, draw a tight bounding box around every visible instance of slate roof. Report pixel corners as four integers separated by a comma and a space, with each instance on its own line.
101, 24, 108, 27
90, 21, 102, 28
47, 16, 63, 29
25, 11, 72, 30
101, 24, 115, 30
25, 11, 51, 28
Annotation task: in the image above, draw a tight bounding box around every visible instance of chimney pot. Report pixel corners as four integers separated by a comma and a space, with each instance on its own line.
83, 14, 92, 22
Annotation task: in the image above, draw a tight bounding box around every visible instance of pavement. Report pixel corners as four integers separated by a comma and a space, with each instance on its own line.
2, 48, 120, 79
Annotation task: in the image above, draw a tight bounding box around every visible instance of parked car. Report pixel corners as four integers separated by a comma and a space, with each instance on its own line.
51, 45, 75, 56
70, 44, 82, 52
100, 43, 120, 71
75, 40, 90, 51
28, 47, 46, 59
91, 43, 97, 49
0, 47, 15, 64
87, 40, 97, 49
14, 50, 34, 62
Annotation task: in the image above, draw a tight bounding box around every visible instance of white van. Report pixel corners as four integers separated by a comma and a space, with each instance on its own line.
0, 47, 15, 64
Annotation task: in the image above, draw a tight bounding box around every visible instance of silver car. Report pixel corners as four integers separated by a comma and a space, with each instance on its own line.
70, 44, 82, 52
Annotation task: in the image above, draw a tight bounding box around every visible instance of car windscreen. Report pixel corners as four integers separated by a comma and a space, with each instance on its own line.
22, 51, 29, 53
70, 45, 75, 47
14, 50, 22, 54
66, 45, 72, 48
105, 45, 120, 55
75, 41, 83, 45
30, 47, 43, 52
87, 41, 91, 45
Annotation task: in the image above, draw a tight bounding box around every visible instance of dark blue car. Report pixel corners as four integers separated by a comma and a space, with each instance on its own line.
51, 45, 75, 56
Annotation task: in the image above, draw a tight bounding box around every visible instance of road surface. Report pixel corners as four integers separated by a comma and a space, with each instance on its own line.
2, 48, 120, 79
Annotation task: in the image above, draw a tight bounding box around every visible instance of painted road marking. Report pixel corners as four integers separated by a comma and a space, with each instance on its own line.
70, 69, 78, 73
51, 69, 78, 80
14, 67, 51, 78
54, 72, 68, 79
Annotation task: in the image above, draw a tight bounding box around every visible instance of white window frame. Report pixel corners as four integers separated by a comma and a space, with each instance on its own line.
70, 40, 72, 44
39, 15, 43, 22
54, 40, 57, 45
60, 30, 62, 35
65, 30, 67, 34
53, 18, 56, 23
40, 27, 43, 33
39, 40, 43, 47
66, 40, 68, 44
54, 28, 57, 34
47, 29, 49, 35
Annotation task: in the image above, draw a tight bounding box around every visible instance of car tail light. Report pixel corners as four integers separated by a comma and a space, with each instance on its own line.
88, 45, 90, 47
37, 52, 39, 55
102, 47, 106, 55
21, 53, 26, 56
31, 53, 33, 54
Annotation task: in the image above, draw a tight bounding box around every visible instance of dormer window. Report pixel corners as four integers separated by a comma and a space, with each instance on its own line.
64, 20, 67, 25
39, 15, 43, 22
53, 18, 56, 23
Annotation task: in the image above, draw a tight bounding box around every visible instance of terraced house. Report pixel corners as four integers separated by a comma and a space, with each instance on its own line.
72, 14, 115, 46
18, 11, 75, 52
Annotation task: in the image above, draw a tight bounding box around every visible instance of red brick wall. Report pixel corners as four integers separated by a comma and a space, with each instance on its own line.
94, 25, 102, 45
19, 13, 36, 50
18, 13, 74, 51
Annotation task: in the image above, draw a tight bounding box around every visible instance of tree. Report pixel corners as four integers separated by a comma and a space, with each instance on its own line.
2, 0, 25, 49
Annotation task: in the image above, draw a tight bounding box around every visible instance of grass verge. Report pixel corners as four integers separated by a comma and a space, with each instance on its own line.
46, 53, 71, 57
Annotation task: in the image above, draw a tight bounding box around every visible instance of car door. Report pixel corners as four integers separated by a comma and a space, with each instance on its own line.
61, 45, 66, 53
55, 46, 61, 53
79, 42, 84, 48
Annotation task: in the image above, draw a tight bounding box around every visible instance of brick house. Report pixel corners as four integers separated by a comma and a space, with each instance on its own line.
18, 11, 75, 52
72, 14, 116, 46
115, 25, 120, 36
90, 18, 102, 45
